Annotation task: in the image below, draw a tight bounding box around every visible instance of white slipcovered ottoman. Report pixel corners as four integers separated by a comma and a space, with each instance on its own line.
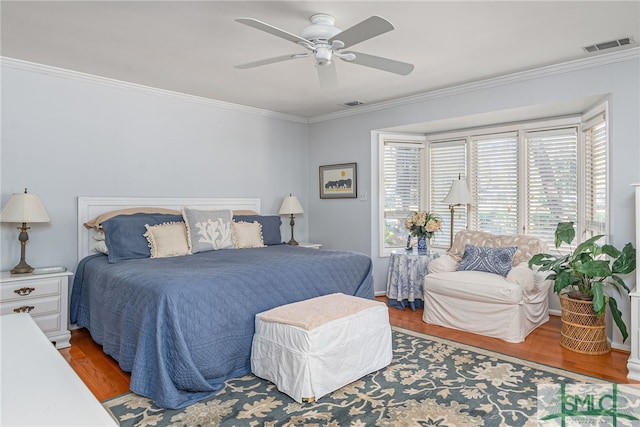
251, 293, 393, 403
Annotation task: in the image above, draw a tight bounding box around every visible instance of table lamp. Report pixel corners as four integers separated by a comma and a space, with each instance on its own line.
0, 188, 50, 274
442, 175, 473, 250
279, 194, 304, 245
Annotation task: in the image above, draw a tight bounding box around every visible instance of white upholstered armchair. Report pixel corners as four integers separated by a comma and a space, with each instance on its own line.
422, 230, 551, 343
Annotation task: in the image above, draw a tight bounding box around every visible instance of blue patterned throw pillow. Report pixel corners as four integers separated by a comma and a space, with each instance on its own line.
457, 244, 517, 276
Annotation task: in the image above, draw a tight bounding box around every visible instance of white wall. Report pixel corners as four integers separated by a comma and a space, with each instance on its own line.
2, 50, 638, 349
1, 61, 310, 272
308, 50, 640, 349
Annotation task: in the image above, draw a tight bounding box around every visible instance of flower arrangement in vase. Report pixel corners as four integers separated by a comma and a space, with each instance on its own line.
404, 211, 443, 253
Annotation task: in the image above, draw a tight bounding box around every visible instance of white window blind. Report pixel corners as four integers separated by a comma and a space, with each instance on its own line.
382, 140, 425, 249
525, 128, 578, 243
583, 114, 607, 238
429, 140, 467, 247
378, 114, 609, 255
469, 132, 519, 235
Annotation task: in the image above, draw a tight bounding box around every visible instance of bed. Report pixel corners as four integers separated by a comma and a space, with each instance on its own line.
70, 197, 374, 409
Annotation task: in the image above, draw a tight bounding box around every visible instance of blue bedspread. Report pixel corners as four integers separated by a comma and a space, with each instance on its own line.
70, 246, 373, 409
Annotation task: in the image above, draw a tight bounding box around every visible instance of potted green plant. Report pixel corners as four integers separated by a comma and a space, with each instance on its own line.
528, 222, 635, 353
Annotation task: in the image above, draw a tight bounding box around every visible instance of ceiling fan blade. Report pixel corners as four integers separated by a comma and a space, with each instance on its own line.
344, 51, 414, 75
317, 63, 338, 89
235, 54, 306, 69
329, 16, 394, 49
236, 17, 311, 46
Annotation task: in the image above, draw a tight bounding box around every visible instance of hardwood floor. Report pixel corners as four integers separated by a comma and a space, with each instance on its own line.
59, 296, 638, 402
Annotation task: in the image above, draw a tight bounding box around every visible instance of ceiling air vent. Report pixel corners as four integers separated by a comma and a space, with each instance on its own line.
583, 37, 634, 53
343, 100, 364, 107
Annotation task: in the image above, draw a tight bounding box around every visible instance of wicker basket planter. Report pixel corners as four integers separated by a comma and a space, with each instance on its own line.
559, 293, 610, 355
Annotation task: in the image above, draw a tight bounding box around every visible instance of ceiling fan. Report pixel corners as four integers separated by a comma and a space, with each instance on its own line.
234, 13, 415, 87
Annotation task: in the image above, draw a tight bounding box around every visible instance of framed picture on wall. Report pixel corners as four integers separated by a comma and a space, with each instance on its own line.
319, 162, 357, 199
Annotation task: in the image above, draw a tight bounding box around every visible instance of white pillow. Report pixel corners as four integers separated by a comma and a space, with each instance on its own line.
93, 240, 109, 254
232, 221, 265, 249
143, 222, 190, 258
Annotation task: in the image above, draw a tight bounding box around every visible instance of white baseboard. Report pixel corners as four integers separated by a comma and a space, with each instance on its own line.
549, 308, 561, 317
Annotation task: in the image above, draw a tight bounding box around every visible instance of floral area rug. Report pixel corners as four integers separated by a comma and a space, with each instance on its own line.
103, 327, 608, 426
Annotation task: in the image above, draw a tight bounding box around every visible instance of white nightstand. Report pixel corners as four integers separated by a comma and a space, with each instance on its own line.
297, 242, 322, 249
0, 270, 73, 349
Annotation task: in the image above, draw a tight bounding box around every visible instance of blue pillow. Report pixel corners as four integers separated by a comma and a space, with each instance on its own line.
102, 213, 184, 263
233, 215, 283, 245
457, 244, 517, 276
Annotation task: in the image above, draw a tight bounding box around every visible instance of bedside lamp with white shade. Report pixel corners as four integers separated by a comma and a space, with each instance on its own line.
279, 194, 304, 246
442, 175, 473, 250
0, 188, 50, 274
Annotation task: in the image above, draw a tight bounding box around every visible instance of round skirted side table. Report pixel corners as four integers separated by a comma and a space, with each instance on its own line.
386, 249, 439, 311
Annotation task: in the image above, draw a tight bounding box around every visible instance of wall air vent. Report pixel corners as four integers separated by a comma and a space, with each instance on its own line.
343, 100, 364, 107
583, 37, 634, 53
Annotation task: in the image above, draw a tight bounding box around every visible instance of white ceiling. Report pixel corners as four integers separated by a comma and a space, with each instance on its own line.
2, 1, 639, 119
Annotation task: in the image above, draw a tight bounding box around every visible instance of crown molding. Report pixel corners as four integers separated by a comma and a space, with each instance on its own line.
0, 57, 309, 124
3, 47, 638, 126
308, 47, 640, 124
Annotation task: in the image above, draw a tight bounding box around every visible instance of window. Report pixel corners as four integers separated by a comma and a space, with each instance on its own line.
525, 128, 578, 244
430, 127, 579, 243
380, 103, 609, 253
380, 135, 425, 253
469, 132, 519, 235
583, 111, 608, 239
429, 140, 467, 247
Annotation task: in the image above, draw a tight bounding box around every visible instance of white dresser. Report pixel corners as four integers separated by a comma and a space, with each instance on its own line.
1, 313, 117, 426
628, 184, 640, 380
0, 270, 72, 349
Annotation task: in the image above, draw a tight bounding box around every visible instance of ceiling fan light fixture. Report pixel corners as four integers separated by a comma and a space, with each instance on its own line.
301, 14, 341, 42
315, 46, 333, 66
234, 13, 415, 83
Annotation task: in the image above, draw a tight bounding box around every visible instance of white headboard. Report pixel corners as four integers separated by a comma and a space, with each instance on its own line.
77, 197, 261, 261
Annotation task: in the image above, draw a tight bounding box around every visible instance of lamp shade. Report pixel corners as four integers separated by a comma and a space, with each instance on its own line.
0, 191, 50, 223
442, 178, 473, 206
279, 194, 304, 215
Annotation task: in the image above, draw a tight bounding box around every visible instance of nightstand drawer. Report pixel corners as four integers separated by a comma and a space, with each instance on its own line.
1, 295, 61, 317
31, 312, 62, 333
0, 277, 62, 302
